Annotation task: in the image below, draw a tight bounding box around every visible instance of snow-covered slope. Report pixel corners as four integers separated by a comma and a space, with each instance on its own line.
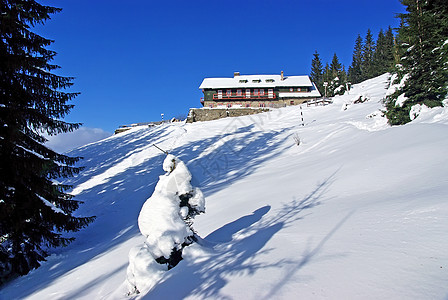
1, 74, 448, 299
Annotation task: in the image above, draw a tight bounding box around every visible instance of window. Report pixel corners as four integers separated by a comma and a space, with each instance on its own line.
268, 89, 274, 98
260, 89, 265, 96
259, 103, 266, 107
290, 88, 293, 92
297, 88, 301, 92
218, 90, 222, 99
246, 89, 251, 98
245, 103, 251, 108
227, 103, 232, 108
254, 89, 259, 96
237, 89, 242, 96
226, 89, 232, 96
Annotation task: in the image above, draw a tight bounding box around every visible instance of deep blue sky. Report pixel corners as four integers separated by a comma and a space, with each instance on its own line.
36, 0, 405, 133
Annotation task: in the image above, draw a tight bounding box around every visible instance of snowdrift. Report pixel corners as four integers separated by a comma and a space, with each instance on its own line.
1, 74, 447, 299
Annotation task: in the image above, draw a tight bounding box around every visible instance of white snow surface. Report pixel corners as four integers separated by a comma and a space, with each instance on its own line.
199, 74, 314, 89
1, 73, 448, 299
125, 154, 205, 295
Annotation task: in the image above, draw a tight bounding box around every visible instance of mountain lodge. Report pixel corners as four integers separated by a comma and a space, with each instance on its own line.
199, 71, 321, 108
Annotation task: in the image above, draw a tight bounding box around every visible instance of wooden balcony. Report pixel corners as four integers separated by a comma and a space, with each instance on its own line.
212, 92, 276, 100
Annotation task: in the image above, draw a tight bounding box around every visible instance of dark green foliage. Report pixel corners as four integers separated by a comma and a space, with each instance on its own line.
348, 27, 397, 84
348, 34, 363, 84
373, 27, 396, 77
0, 0, 95, 283
310, 50, 324, 94
328, 53, 347, 96
372, 29, 387, 75
385, 0, 448, 125
361, 29, 376, 80
330, 53, 342, 79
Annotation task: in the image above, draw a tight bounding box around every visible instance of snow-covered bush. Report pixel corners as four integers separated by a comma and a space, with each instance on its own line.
126, 154, 205, 295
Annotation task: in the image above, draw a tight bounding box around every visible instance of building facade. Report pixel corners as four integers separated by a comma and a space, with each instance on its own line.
199, 72, 321, 108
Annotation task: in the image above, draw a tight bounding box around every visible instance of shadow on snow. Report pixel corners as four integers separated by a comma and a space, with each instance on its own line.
1, 121, 294, 299
145, 171, 346, 299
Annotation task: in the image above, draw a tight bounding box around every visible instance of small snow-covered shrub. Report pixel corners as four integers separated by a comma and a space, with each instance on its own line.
126, 154, 205, 295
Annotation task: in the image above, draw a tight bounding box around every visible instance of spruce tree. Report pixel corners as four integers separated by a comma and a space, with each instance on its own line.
384, 26, 396, 70
373, 28, 396, 76
0, 0, 95, 282
310, 50, 324, 94
328, 53, 346, 95
372, 29, 387, 76
361, 29, 376, 80
348, 34, 363, 84
385, 0, 448, 125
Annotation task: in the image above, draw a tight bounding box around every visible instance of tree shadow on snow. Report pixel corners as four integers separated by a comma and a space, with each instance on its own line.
145, 171, 343, 299
172, 123, 292, 195
0, 121, 314, 299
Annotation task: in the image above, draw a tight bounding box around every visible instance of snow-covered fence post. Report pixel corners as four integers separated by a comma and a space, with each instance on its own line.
125, 154, 205, 295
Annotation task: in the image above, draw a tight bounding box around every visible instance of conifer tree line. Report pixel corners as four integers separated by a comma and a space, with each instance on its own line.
0, 0, 94, 283
310, 26, 396, 98
385, 0, 448, 125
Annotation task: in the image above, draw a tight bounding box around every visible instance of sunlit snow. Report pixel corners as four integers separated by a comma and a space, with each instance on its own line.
1, 74, 447, 300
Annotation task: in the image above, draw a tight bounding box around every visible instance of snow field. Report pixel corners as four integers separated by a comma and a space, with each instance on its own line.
1, 73, 447, 299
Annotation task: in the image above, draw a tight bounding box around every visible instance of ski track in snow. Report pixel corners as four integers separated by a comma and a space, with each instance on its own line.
1, 73, 448, 300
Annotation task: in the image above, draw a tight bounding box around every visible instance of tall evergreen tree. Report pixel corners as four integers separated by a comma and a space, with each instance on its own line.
385, 0, 448, 125
372, 29, 387, 76
348, 34, 363, 84
384, 26, 396, 69
329, 53, 346, 95
361, 29, 376, 80
330, 53, 342, 79
0, 0, 95, 282
373, 27, 397, 76
310, 50, 324, 94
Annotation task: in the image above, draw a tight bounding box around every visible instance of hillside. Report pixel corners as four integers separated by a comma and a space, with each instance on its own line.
1, 73, 447, 299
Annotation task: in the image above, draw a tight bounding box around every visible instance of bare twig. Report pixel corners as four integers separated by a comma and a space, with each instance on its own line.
293, 133, 301, 146
153, 144, 169, 155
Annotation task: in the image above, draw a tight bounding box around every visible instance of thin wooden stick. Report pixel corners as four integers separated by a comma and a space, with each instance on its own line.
153, 144, 168, 155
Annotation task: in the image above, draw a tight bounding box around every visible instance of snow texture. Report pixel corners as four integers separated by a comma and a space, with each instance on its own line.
199, 74, 314, 89
126, 154, 205, 295
1, 73, 447, 300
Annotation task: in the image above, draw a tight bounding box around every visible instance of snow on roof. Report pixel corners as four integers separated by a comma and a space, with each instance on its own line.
199, 74, 314, 89
278, 83, 321, 98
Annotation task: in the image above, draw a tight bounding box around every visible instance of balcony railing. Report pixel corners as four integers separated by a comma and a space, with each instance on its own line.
212, 93, 276, 100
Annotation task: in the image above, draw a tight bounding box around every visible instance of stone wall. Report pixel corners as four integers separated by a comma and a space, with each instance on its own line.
202, 98, 316, 109
186, 108, 270, 123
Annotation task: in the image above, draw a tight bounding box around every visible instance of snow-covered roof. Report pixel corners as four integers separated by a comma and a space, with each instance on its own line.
279, 83, 321, 98
199, 74, 314, 89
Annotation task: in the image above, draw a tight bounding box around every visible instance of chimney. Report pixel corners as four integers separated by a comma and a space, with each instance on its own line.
234, 72, 240, 77
281, 71, 284, 81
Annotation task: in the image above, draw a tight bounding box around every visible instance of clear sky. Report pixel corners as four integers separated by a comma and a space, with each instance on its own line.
36, 0, 405, 134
